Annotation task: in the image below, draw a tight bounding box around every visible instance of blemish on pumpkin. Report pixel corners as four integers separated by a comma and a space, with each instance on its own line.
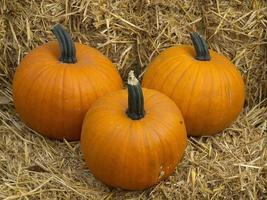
158, 165, 165, 180
180, 121, 183, 124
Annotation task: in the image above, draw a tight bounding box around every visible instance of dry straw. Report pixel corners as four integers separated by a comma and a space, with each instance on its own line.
0, 0, 266, 199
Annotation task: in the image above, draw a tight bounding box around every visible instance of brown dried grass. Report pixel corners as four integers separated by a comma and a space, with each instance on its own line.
0, 0, 266, 199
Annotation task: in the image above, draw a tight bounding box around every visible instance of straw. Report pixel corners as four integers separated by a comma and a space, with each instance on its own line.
0, 0, 266, 199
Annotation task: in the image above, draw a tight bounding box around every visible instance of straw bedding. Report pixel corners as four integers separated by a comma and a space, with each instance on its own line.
0, 0, 266, 199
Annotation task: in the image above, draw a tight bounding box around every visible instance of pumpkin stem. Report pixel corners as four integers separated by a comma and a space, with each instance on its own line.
190, 32, 211, 61
51, 24, 77, 63
126, 70, 145, 120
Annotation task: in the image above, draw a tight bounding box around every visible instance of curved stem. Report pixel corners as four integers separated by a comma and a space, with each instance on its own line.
51, 24, 77, 63
126, 71, 145, 120
190, 32, 210, 61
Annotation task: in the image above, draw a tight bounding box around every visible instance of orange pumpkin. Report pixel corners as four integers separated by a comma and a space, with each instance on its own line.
142, 33, 245, 136
81, 71, 187, 190
12, 24, 123, 141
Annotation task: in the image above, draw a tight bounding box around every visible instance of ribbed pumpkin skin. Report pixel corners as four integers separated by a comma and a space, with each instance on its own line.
142, 45, 245, 136
81, 88, 187, 190
12, 41, 123, 141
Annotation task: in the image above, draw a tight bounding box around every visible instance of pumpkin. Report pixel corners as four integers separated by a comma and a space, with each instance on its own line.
12, 24, 123, 141
142, 32, 245, 136
81, 71, 187, 190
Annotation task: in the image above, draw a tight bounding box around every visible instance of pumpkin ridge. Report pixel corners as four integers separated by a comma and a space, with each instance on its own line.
83, 118, 108, 153
221, 64, 234, 111
127, 123, 145, 186
197, 64, 217, 135
207, 64, 230, 134
81, 115, 102, 147
222, 67, 232, 107
146, 116, 180, 170
182, 63, 202, 119
140, 90, 157, 107
223, 64, 244, 90
86, 116, 130, 186
147, 111, 178, 133
219, 65, 240, 127
57, 70, 71, 133
145, 56, 184, 87
142, 122, 163, 181
118, 122, 132, 186
218, 63, 242, 96
13, 63, 53, 96
158, 59, 187, 91
80, 67, 98, 101
140, 123, 158, 184
82, 72, 96, 109
160, 60, 192, 94
61, 69, 85, 138
60, 67, 67, 134
144, 117, 167, 161
42, 68, 64, 136
216, 65, 228, 130
170, 61, 195, 99
21, 67, 54, 107
76, 70, 85, 118
36, 67, 59, 132
197, 66, 214, 134
27, 67, 58, 133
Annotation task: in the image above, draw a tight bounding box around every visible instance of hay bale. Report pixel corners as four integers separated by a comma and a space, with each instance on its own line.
0, 0, 266, 199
